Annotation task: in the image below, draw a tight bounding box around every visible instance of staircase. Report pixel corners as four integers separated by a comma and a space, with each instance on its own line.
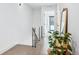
32, 28, 39, 48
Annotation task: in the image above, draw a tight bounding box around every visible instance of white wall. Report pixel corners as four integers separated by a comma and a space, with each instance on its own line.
56, 4, 61, 32
32, 8, 41, 38
58, 3, 79, 54
0, 3, 32, 54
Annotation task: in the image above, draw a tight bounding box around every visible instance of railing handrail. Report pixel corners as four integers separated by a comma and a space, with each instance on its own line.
32, 28, 38, 48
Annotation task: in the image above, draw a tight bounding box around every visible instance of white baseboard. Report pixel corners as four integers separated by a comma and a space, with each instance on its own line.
0, 44, 16, 54
0, 43, 32, 54
0, 41, 32, 54
19, 42, 32, 46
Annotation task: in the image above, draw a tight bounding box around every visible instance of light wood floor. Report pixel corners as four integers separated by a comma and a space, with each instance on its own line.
2, 38, 48, 55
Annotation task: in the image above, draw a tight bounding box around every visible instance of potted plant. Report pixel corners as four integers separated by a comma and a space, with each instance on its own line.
48, 31, 72, 55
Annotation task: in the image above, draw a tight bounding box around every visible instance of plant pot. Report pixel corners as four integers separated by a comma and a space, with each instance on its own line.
47, 48, 52, 55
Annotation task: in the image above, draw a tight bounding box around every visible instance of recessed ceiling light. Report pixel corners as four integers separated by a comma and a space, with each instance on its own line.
19, 3, 21, 6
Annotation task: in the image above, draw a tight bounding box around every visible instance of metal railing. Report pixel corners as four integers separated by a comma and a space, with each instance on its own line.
32, 28, 38, 48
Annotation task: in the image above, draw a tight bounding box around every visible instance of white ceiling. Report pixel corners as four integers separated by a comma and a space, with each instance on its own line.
27, 3, 57, 9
